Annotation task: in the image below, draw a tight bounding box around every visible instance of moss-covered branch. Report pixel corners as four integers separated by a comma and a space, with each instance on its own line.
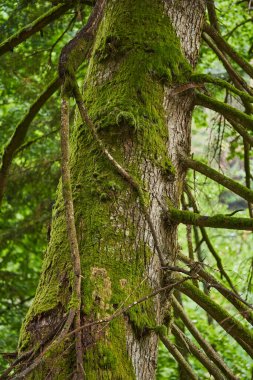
185, 186, 237, 292
176, 280, 253, 357
167, 207, 253, 231
203, 22, 253, 79
158, 333, 198, 380
172, 297, 239, 380
181, 155, 253, 203
202, 33, 253, 95
191, 73, 253, 103
0, 77, 60, 205
178, 253, 253, 326
0, 3, 75, 56
228, 118, 253, 146
171, 323, 226, 380
195, 92, 253, 131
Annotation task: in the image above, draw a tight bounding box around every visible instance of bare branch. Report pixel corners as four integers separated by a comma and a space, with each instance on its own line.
159, 333, 198, 380
172, 296, 239, 380
171, 323, 226, 379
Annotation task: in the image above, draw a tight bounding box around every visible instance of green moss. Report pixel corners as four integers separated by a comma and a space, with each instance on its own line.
153, 324, 168, 336
19, 185, 73, 350
127, 303, 156, 336
84, 0, 191, 169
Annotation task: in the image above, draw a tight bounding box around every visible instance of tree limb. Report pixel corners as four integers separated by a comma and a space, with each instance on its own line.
202, 33, 253, 95
191, 73, 253, 103
206, 0, 220, 32
195, 92, 253, 132
171, 323, 226, 380
172, 296, 239, 380
60, 97, 83, 379
176, 279, 253, 357
166, 207, 253, 231
178, 253, 253, 326
181, 154, 253, 203
0, 3, 75, 56
203, 22, 253, 79
0, 77, 60, 206
158, 333, 198, 380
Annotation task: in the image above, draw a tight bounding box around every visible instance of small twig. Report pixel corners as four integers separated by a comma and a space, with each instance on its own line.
48, 15, 76, 66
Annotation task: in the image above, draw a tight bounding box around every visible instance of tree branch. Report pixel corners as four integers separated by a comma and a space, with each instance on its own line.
158, 333, 198, 380
206, 0, 220, 32
202, 33, 253, 95
185, 185, 237, 292
195, 92, 253, 132
0, 3, 75, 56
0, 77, 61, 206
60, 97, 83, 379
176, 279, 253, 357
191, 73, 253, 103
203, 22, 253, 79
172, 296, 239, 380
171, 323, 226, 380
166, 207, 253, 231
181, 154, 253, 203
178, 253, 253, 326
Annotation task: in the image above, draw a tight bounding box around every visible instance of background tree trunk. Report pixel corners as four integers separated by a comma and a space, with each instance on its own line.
19, 1, 205, 378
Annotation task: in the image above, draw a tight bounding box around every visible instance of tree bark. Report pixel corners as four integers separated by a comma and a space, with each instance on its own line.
18, 1, 205, 379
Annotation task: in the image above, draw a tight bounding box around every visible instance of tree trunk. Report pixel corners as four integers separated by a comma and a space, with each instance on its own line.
19, 1, 205, 378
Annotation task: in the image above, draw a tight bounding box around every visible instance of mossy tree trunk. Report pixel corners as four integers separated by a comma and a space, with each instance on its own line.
19, 1, 205, 379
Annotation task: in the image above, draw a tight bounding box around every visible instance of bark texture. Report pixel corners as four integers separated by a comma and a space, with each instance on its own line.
18, 1, 205, 379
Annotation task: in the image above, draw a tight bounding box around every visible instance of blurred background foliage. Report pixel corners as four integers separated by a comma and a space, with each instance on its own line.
0, 0, 253, 378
